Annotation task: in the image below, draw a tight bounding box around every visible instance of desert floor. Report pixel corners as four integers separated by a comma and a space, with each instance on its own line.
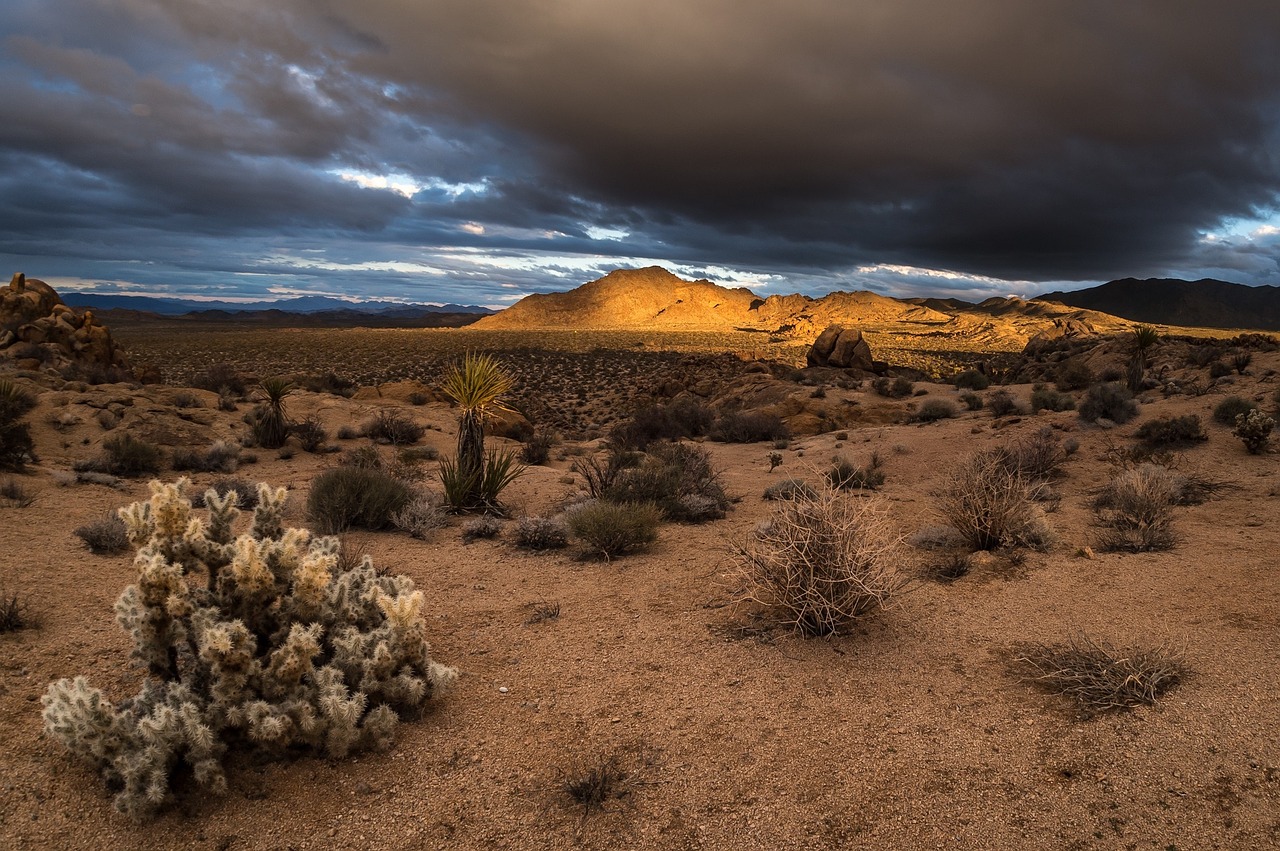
2, 345, 1279, 850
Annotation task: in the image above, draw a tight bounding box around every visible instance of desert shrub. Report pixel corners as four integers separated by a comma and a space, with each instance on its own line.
462, 515, 502, 542
826, 452, 885, 491
1135, 415, 1207, 447
190, 363, 247, 396
363, 409, 424, 445
74, 513, 130, 554
0, 586, 34, 633
1094, 464, 1179, 552
439, 448, 524, 512
936, 450, 1051, 551
1078, 382, 1138, 424
42, 480, 454, 819
76, 434, 164, 477
1234, 408, 1275, 454
907, 524, 964, 551
912, 399, 956, 423
291, 416, 328, 453
513, 515, 569, 550
296, 371, 356, 398
1213, 395, 1256, 426
603, 443, 728, 522
734, 483, 904, 636
0, 378, 37, 470
1029, 384, 1075, 413
1054, 360, 1094, 392
0, 476, 34, 507
171, 440, 240, 474
519, 430, 557, 465
170, 390, 202, 409
569, 500, 662, 560
810, 385, 827, 398
1013, 635, 1184, 714
391, 494, 448, 539
249, 377, 295, 449
217, 390, 238, 412
871, 376, 914, 398
1185, 344, 1222, 369
959, 391, 984, 411
191, 477, 259, 510
337, 425, 359, 440
708, 411, 790, 443
342, 445, 383, 469
953, 369, 990, 391
986, 390, 1021, 417
764, 478, 816, 501
767, 451, 783, 472
1208, 360, 1233, 379
610, 399, 715, 450
307, 466, 413, 533
573, 447, 640, 499
997, 427, 1071, 483
1231, 351, 1253, 373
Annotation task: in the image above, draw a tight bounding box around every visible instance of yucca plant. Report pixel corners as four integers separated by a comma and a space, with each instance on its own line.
1127, 325, 1160, 392
252, 377, 295, 449
440, 447, 524, 512
440, 353, 516, 508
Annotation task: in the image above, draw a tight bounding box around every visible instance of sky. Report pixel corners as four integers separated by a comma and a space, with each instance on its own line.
1, 1, 1279, 308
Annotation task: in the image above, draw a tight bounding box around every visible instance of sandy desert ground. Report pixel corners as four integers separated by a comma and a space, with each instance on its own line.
1, 332, 1279, 851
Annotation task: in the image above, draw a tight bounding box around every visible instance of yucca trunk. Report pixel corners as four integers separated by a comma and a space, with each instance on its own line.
456, 408, 485, 492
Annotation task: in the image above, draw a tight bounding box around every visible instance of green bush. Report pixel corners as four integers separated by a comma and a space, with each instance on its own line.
77, 434, 164, 477
568, 500, 661, 560
1054, 360, 1094, 392
363, 408, 424, 445
0, 379, 37, 470
603, 443, 728, 522
609, 399, 715, 450
1213, 396, 1256, 426
439, 448, 524, 512
708, 411, 790, 443
987, 390, 1022, 417
912, 399, 956, 422
826, 452, 885, 491
43, 480, 454, 819
1030, 384, 1075, 413
171, 440, 240, 473
959, 392, 984, 411
306, 466, 412, 533
1078, 382, 1138, 424
1134, 415, 1207, 447
513, 515, 569, 550
953, 369, 990, 391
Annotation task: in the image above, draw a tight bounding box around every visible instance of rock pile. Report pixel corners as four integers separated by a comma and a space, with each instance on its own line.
0, 273, 131, 376
805, 324, 884, 372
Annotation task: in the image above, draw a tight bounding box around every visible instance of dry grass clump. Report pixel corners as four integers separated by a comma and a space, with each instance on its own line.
290, 415, 329, 453
391, 494, 448, 539
514, 516, 570, 550
0, 586, 36, 633
560, 754, 633, 815
826, 452, 885, 491
763, 478, 816, 501
935, 450, 1051, 552
1, 476, 35, 507
462, 514, 503, 542
363, 408, 424, 445
734, 483, 904, 636
1093, 463, 1179, 552
75, 434, 165, 477
568, 500, 662, 560
1013, 635, 1186, 715
171, 440, 240, 474
74, 513, 130, 554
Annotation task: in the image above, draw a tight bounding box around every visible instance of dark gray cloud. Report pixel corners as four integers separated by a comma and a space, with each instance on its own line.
1, 0, 1279, 303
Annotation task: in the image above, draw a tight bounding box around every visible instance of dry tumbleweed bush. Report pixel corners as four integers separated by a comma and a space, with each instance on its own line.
1013, 634, 1186, 715
733, 483, 904, 636
935, 450, 1052, 551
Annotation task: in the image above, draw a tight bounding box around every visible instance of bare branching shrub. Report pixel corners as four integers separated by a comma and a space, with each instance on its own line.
572, 447, 639, 499
999, 426, 1070, 482
568, 500, 661, 560
514, 516, 569, 550
392, 494, 448, 539
519, 430, 557, 465
826, 451, 885, 491
734, 484, 904, 636
0, 586, 36, 633
74, 513, 130, 554
936, 451, 1051, 551
1012, 635, 1186, 715
1093, 464, 1179, 552
291, 416, 328, 453
363, 408, 424, 445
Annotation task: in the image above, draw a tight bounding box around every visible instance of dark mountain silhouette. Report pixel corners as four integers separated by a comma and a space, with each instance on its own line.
1036, 278, 1280, 331
63, 293, 493, 316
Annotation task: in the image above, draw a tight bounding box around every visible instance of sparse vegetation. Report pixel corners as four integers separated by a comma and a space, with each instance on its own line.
439, 447, 524, 512
1, 476, 34, 507
912, 399, 956, 422
936, 450, 1050, 551
1134, 415, 1207, 447
763, 478, 816, 501
513, 515, 570, 550
610, 398, 715, 450
462, 515, 502, 542
291, 416, 328, 452
74, 513, 130, 554
871, 376, 914, 398
1127, 325, 1160, 391
0, 378, 38, 470
250, 376, 295, 449
603, 442, 728, 522
391, 494, 448, 539
1013, 635, 1185, 714
560, 754, 632, 815
171, 440, 240, 473
959, 391, 984, 411
440, 352, 520, 508
568, 500, 662, 559
734, 483, 904, 636
1094, 464, 1179, 552
306, 465, 413, 533
1054, 360, 1094, 392
986, 389, 1021, 417
363, 408, 424, 445
708, 410, 790, 443
519, 430, 557, 465
1078, 382, 1138, 424
826, 452, 885, 491
76, 434, 164, 477
1029, 384, 1075, 413
525, 599, 561, 624
953, 369, 990, 391
1213, 395, 1256, 426
0, 586, 35, 633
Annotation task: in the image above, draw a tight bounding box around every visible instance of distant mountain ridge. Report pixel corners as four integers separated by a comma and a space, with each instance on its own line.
473, 266, 1131, 348
1036, 278, 1280, 331
63, 292, 493, 316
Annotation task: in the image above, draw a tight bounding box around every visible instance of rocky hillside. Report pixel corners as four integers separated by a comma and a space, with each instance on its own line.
476, 266, 1133, 347
1037, 277, 1280, 331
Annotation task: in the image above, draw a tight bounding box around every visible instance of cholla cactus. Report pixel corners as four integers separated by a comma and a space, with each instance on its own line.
43, 479, 455, 819
1234, 408, 1275, 454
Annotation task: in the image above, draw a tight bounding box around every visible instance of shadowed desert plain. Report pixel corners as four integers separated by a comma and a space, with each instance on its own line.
1, 270, 1279, 851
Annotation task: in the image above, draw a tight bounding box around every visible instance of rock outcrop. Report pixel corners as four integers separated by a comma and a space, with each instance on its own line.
806, 324, 877, 371
1, 273, 131, 376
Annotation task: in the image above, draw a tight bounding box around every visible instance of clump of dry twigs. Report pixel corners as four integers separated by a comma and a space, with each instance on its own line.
935, 449, 1052, 552
733, 482, 904, 636
1092, 463, 1180, 552
1012, 634, 1186, 715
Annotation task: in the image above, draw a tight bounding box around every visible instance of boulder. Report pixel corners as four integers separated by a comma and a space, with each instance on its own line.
0, 273, 131, 375
806, 324, 875, 371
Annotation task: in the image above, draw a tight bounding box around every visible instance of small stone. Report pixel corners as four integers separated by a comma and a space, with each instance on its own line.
498, 686, 508, 694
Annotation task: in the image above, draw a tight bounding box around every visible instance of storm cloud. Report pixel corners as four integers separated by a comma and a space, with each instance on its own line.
1, 0, 1278, 302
